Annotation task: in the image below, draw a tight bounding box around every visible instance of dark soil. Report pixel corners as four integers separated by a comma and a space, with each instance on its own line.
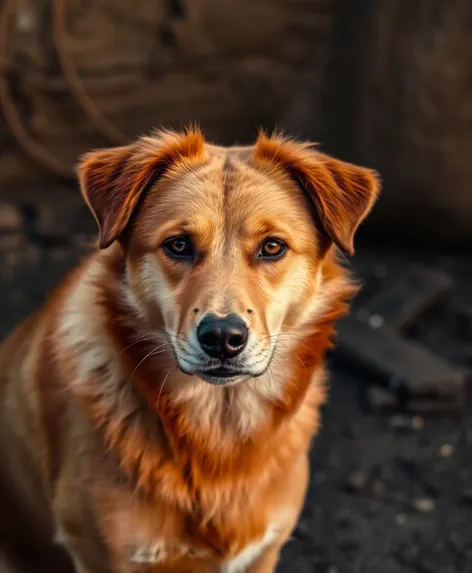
1, 196, 471, 573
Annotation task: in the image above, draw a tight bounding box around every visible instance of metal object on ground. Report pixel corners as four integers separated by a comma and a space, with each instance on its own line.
336, 265, 468, 414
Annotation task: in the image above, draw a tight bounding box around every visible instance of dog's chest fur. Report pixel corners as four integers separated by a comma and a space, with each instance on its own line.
95, 484, 282, 572
53, 254, 325, 570
127, 532, 277, 572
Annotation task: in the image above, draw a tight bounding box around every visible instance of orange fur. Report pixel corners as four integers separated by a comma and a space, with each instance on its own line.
254, 132, 379, 255
0, 128, 379, 573
79, 127, 207, 248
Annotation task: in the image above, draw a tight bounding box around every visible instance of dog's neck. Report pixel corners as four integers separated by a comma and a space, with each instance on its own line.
59, 247, 353, 503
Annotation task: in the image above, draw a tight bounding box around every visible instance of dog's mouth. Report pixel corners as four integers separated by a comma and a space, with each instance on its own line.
203, 367, 239, 378
197, 367, 247, 385
171, 334, 276, 385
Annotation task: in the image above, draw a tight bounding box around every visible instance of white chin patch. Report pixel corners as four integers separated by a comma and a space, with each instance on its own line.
198, 372, 249, 386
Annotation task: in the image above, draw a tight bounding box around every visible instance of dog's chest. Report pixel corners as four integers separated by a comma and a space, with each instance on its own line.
128, 527, 277, 572
106, 495, 277, 572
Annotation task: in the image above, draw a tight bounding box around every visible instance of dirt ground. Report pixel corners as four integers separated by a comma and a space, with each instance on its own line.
0, 198, 471, 573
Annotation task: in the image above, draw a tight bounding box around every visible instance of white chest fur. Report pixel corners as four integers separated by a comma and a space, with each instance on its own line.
128, 525, 278, 572
221, 528, 277, 572
222, 525, 279, 572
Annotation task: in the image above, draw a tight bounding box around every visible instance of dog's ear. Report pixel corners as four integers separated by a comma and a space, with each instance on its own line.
77, 128, 206, 249
253, 133, 380, 255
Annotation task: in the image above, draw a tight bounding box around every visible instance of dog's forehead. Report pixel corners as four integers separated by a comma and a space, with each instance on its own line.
150, 148, 313, 229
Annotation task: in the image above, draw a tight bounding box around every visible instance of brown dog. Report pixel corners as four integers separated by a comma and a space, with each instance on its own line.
0, 128, 379, 573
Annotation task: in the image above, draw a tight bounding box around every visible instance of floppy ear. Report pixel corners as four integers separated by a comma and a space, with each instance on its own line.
77, 128, 206, 249
254, 133, 380, 255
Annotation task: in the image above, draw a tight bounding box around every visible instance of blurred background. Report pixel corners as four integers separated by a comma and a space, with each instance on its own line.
0, 1, 471, 572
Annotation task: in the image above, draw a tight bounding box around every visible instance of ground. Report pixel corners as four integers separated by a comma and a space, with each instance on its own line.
0, 197, 471, 573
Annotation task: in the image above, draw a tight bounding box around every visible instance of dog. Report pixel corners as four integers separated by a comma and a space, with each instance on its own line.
0, 128, 379, 573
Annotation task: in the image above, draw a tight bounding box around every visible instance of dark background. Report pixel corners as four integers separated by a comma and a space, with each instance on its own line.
1, 1, 472, 572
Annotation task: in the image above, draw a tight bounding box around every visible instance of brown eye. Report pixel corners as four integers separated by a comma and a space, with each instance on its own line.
259, 238, 287, 260
164, 236, 194, 260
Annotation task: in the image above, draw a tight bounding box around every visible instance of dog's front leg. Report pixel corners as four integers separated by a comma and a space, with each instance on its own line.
67, 551, 96, 573
54, 528, 106, 573
245, 544, 281, 573
247, 453, 309, 573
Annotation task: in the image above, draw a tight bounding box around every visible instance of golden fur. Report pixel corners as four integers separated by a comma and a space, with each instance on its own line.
0, 128, 379, 573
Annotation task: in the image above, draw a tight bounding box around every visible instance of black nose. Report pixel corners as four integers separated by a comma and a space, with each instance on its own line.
197, 313, 248, 360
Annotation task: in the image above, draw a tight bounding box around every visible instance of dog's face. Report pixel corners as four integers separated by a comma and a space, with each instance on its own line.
122, 149, 325, 385
79, 129, 378, 386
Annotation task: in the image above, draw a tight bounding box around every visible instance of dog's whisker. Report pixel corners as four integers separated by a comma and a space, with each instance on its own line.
121, 336, 169, 354
273, 344, 308, 371
154, 369, 171, 410
131, 344, 173, 377
269, 354, 288, 381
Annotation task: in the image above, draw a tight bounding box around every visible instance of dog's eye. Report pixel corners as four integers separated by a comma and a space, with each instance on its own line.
259, 238, 287, 260
164, 236, 194, 260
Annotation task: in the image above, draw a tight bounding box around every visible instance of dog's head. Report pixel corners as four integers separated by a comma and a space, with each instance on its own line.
78, 129, 379, 386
